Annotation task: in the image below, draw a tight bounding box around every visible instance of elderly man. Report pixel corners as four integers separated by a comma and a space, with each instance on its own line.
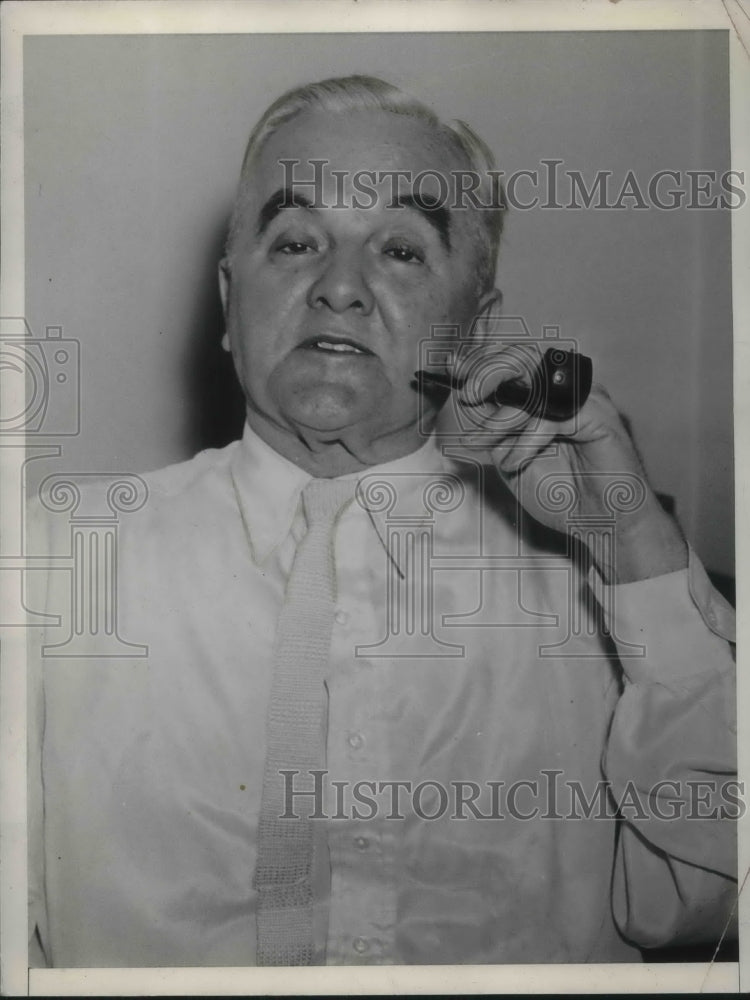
29, 75, 736, 967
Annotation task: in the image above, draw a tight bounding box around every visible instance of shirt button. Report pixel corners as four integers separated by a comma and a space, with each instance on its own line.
354, 835, 369, 851
353, 936, 370, 954
347, 732, 364, 750
335, 609, 349, 626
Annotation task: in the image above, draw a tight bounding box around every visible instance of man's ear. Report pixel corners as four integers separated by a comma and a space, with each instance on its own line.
462, 286, 503, 340
218, 258, 231, 352
477, 286, 503, 317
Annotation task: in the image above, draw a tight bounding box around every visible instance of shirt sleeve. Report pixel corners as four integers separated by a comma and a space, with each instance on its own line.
594, 546, 737, 950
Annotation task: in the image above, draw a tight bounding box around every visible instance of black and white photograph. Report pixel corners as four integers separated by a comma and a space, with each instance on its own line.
1, 1, 747, 994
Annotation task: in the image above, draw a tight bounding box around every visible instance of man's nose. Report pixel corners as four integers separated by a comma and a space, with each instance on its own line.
307, 249, 374, 315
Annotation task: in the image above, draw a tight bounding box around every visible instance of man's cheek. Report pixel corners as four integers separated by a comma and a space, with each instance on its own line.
244, 286, 307, 333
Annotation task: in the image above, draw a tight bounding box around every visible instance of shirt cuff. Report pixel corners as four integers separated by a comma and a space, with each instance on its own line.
587, 544, 735, 684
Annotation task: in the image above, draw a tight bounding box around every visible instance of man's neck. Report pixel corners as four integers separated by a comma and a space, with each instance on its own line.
244, 409, 437, 478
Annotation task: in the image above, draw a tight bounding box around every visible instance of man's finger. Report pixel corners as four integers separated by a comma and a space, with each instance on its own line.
490, 432, 558, 475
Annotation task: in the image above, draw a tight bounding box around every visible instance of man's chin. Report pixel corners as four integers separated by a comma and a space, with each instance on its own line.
245, 396, 434, 473
280, 399, 399, 462
290, 413, 377, 456
257, 375, 431, 467
276, 380, 379, 434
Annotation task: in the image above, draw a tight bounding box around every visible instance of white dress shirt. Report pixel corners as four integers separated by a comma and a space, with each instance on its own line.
28, 423, 737, 967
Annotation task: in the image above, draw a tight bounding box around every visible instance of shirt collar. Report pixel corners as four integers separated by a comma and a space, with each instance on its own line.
230, 421, 446, 565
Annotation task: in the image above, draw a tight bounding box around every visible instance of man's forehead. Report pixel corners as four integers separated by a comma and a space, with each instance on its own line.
252, 107, 468, 194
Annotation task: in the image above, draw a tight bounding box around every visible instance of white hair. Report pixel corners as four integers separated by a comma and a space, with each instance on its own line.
225, 75, 505, 293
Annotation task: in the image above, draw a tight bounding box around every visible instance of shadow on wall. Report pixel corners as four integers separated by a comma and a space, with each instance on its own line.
183, 214, 247, 455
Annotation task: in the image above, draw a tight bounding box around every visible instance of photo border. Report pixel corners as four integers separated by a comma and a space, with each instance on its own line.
1, 1, 747, 994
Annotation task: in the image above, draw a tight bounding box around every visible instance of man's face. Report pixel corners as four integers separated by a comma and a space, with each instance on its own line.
220, 108, 494, 467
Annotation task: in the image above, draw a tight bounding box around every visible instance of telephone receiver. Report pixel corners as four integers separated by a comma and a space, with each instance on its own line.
414, 347, 593, 422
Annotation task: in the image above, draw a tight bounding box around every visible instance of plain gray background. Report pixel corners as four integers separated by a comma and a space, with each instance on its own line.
24, 31, 734, 577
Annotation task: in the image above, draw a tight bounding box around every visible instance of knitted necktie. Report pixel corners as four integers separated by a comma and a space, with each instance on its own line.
253, 477, 357, 966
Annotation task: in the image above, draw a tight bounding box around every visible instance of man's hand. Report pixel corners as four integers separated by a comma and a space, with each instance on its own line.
452, 343, 687, 584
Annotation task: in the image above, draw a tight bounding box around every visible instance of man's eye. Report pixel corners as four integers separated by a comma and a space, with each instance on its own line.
277, 241, 316, 255
383, 244, 424, 264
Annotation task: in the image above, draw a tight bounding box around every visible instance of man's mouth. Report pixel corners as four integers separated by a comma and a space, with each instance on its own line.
297, 334, 374, 356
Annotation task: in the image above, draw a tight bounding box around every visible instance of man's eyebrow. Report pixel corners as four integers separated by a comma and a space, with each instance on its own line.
256, 188, 315, 236
255, 186, 452, 251
391, 192, 452, 252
